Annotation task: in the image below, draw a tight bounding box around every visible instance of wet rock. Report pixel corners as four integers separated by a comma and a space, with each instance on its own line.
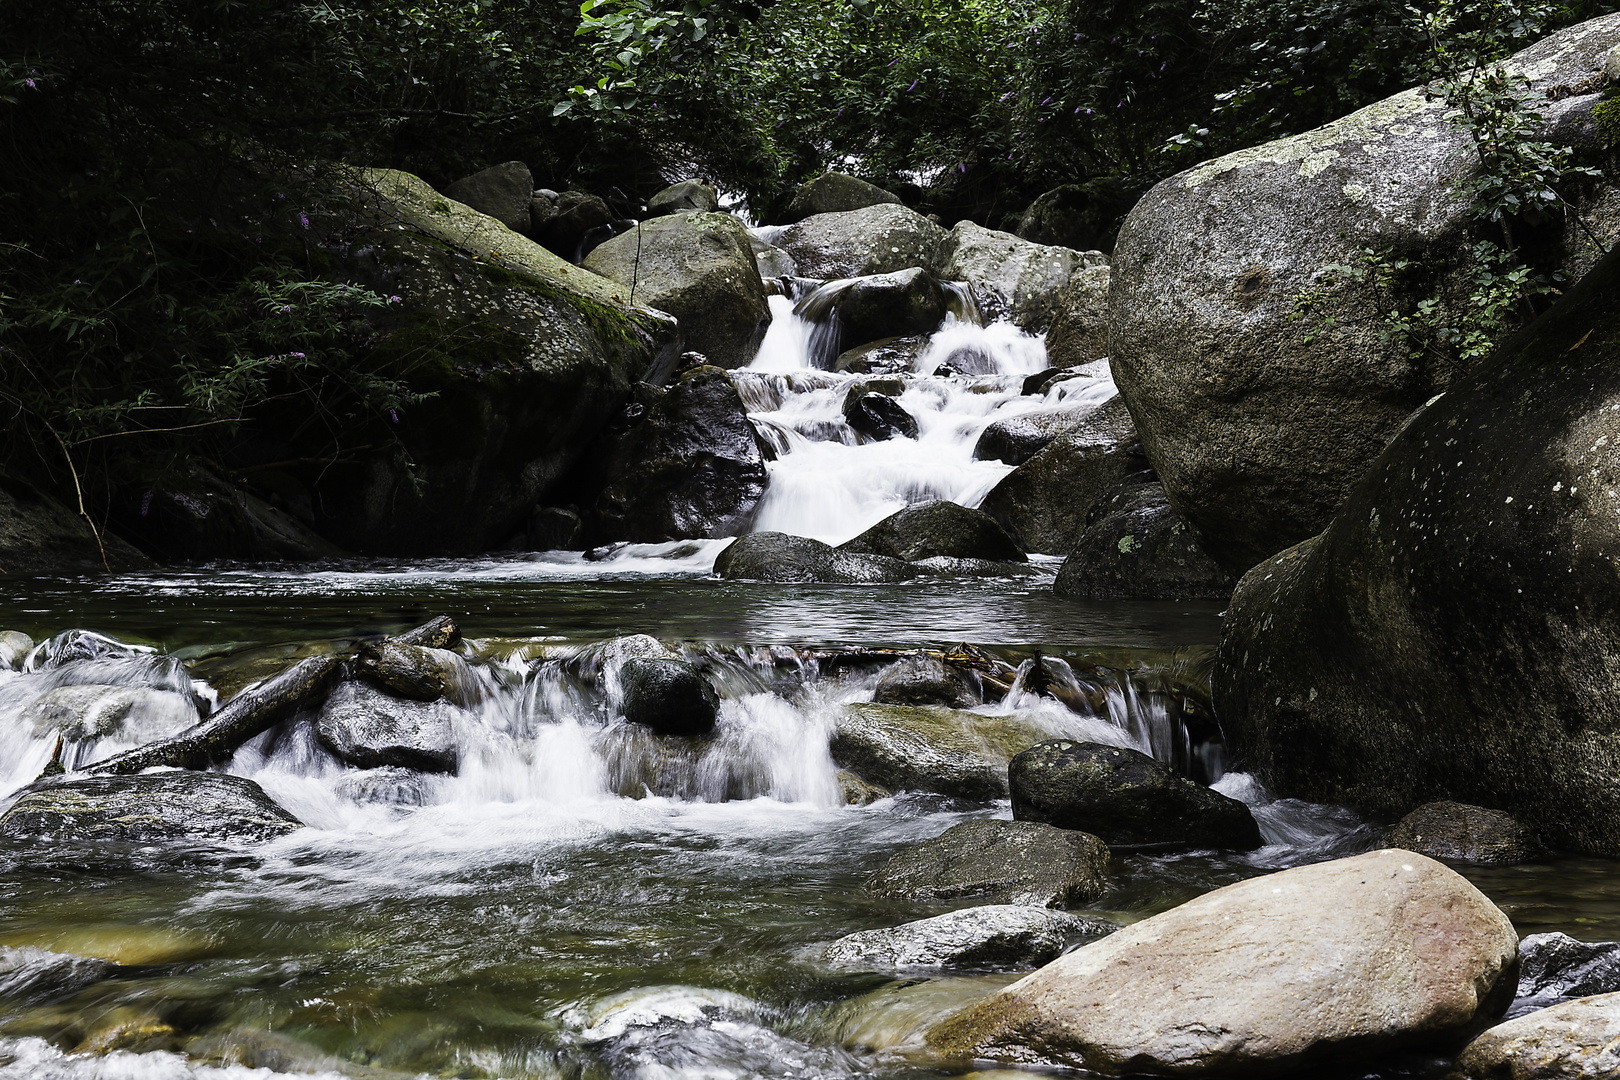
0, 946, 113, 1006
937, 221, 1103, 333
535, 190, 615, 261
528, 505, 584, 550
443, 161, 534, 234
0, 772, 302, 846
821, 905, 1114, 970
714, 532, 919, 583
832, 704, 1066, 800
115, 464, 343, 563
835, 335, 927, 375
575, 367, 767, 543
355, 642, 461, 703
584, 212, 772, 368
973, 405, 1096, 466
927, 849, 1519, 1073
0, 472, 152, 575
1043, 264, 1113, 369
316, 681, 459, 773
19, 684, 199, 742
838, 771, 891, 806
72, 1008, 180, 1055
844, 389, 918, 441
1386, 801, 1542, 864
1009, 740, 1263, 850
873, 655, 977, 708
620, 657, 719, 736
1053, 479, 1235, 600
331, 766, 435, 807
980, 396, 1138, 555
783, 172, 902, 223
830, 268, 948, 351
1517, 933, 1620, 1006
909, 557, 1046, 579
0, 630, 31, 670
1209, 244, 1620, 855
647, 179, 719, 217
1016, 180, 1128, 253
776, 203, 947, 281
751, 234, 797, 280
841, 500, 1025, 564
1450, 993, 1620, 1079
1108, 16, 1620, 573
867, 819, 1110, 907
188, 1028, 418, 1078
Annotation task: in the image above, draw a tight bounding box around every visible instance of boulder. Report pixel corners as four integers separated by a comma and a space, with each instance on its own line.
115, 465, 343, 563
783, 172, 902, 223
831, 704, 1068, 799
535, 190, 615, 262
584, 212, 772, 368
574, 367, 767, 543
713, 532, 918, 583
355, 642, 461, 702
0, 630, 33, 670
1450, 993, 1620, 1079
820, 268, 948, 353
646, 179, 719, 217
838, 771, 891, 806
1517, 933, 1620, 1006
315, 681, 459, 773
973, 405, 1096, 466
0, 473, 152, 575
1009, 740, 1263, 850
872, 655, 976, 708
927, 849, 1519, 1074
835, 336, 927, 375
1042, 264, 1112, 369
820, 905, 1113, 971
867, 819, 1110, 908
619, 657, 719, 737
0, 946, 114, 1007
1107, 15, 1620, 573
841, 500, 1025, 563
19, 684, 198, 742
1015, 180, 1128, 253
775, 204, 947, 281
980, 397, 1139, 556
843, 390, 918, 442
289, 168, 675, 556
1386, 801, 1542, 864
1209, 243, 1620, 855
1053, 479, 1235, 600
749, 234, 797, 280
0, 772, 301, 847
936, 221, 1102, 332
442, 161, 533, 234
527, 506, 584, 550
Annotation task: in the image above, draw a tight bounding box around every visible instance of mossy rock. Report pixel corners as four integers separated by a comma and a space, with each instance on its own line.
832, 703, 1068, 799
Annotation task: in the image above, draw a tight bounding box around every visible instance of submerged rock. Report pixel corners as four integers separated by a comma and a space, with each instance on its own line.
355, 642, 462, 702
620, 657, 719, 737
872, 655, 977, 709
841, 500, 1025, 564
443, 161, 534, 234
927, 849, 1519, 1074
316, 681, 459, 773
20, 684, 199, 742
835, 335, 927, 375
1386, 801, 1542, 864
1451, 993, 1620, 1079
776, 203, 946, 281
936, 221, 1102, 332
832, 704, 1062, 799
0, 946, 114, 1007
867, 819, 1110, 908
1210, 243, 1620, 855
784, 172, 902, 223
713, 532, 918, 584
0, 631, 32, 670
1516, 933, 1620, 1006
1009, 740, 1263, 850
821, 905, 1113, 971
1053, 479, 1235, 600
584, 212, 771, 369
0, 772, 301, 847
647, 179, 719, 217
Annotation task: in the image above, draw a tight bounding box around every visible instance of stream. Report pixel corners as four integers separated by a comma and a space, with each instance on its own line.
2, 298, 1618, 1080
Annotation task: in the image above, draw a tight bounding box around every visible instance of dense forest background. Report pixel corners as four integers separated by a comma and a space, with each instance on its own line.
1, 0, 1613, 532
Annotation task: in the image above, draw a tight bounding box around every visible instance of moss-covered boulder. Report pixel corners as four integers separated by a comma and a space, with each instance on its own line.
0, 773, 301, 849
1386, 801, 1542, 864
783, 172, 902, 223
936, 221, 1103, 333
866, 819, 1110, 907
1053, 479, 1234, 600
776, 203, 946, 280
831, 703, 1065, 799
1211, 242, 1620, 855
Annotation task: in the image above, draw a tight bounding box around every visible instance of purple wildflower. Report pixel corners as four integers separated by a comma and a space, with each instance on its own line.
24, 78, 35, 88
299, 212, 310, 229
907, 80, 917, 91
291, 351, 306, 359
140, 491, 153, 517
389, 409, 400, 424
280, 304, 292, 314
388, 295, 403, 304
1041, 96, 1051, 105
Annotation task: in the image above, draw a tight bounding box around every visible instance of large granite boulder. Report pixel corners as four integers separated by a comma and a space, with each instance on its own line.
973, 405, 1095, 467
713, 533, 918, 583
775, 204, 947, 281
583, 212, 771, 368
936, 221, 1103, 332
114, 464, 342, 563
831, 703, 1068, 799
284, 168, 675, 556
798, 269, 948, 357
1009, 740, 1263, 850
867, 819, 1110, 908
1042, 264, 1113, 369
1386, 801, 1542, 864
841, 500, 1025, 563
1451, 993, 1620, 1079
574, 367, 767, 543
315, 681, 459, 773
0, 473, 152, 575
980, 397, 1139, 556
1107, 15, 1620, 573
783, 172, 902, 223
927, 849, 1519, 1073
619, 657, 719, 736
820, 905, 1113, 971
0, 773, 301, 847
533, 190, 617, 262
1052, 479, 1235, 600
442, 161, 533, 234
646, 179, 719, 217
1210, 243, 1620, 855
